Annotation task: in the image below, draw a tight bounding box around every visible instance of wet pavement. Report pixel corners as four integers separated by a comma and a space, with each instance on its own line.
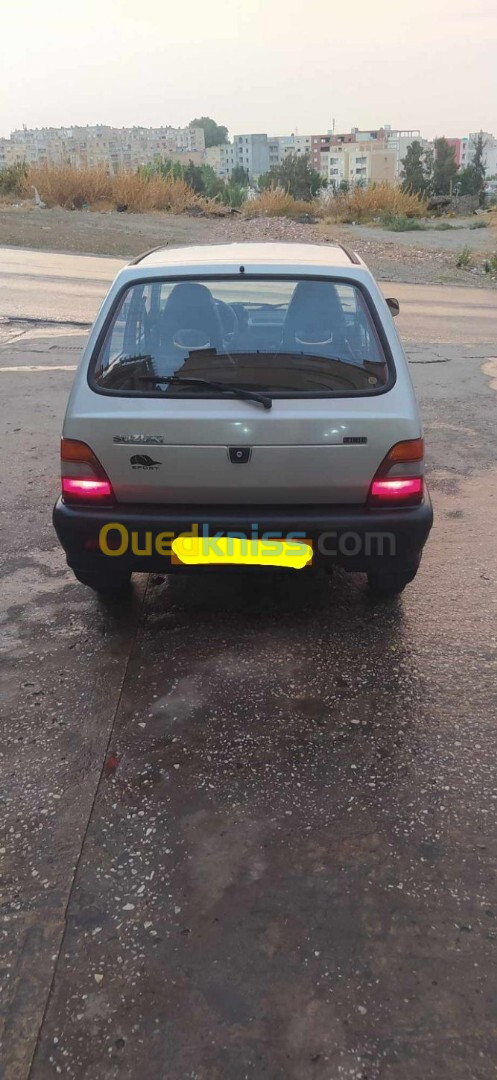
1, 252, 497, 1079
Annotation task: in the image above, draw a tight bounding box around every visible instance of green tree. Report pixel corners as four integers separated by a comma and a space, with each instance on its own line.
222, 182, 247, 208
432, 137, 458, 196
199, 164, 226, 199
258, 152, 323, 201
401, 140, 431, 196
471, 131, 486, 204
139, 158, 226, 199
456, 134, 486, 201
183, 160, 204, 193
0, 160, 28, 195
189, 117, 228, 147
230, 164, 249, 185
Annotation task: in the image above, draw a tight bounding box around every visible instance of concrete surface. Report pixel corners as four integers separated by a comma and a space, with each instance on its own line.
1, 250, 497, 1080
2, 246, 497, 343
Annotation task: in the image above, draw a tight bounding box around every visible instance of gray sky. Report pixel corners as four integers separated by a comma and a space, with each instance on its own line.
2, 0, 496, 140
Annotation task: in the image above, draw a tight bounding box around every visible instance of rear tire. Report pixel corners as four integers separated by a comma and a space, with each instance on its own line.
72, 569, 132, 595
367, 564, 418, 597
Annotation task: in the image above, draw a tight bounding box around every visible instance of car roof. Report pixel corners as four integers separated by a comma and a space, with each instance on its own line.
129, 241, 363, 272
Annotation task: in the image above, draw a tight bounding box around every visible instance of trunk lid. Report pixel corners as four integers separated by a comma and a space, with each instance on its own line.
67, 394, 420, 505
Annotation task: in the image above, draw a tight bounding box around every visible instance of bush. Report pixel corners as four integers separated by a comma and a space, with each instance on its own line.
456, 247, 473, 268
258, 153, 323, 201
469, 219, 488, 229
21, 164, 221, 215
242, 186, 321, 219
483, 253, 497, 273
378, 212, 426, 231
221, 182, 247, 209
321, 182, 427, 223
0, 160, 29, 196
22, 164, 113, 208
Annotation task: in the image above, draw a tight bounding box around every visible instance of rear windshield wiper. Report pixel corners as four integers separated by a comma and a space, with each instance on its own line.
139, 374, 272, 410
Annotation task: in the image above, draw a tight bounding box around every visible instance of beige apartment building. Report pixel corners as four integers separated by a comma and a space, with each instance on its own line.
326, 142, 397, 187
0, 125, 205, 173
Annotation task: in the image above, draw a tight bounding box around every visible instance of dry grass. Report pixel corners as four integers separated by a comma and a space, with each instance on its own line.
321, 182, 427, 223
243, 187, 320, 219
20, 166, 428, 225
23, 165, 113, 209
22, 164, 222, 215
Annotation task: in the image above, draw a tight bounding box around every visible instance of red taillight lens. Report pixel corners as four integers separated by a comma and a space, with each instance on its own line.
60, 438, 114, 505
368, 438, 425, 507
370, 477, 423, 502
62, 477, 113, 500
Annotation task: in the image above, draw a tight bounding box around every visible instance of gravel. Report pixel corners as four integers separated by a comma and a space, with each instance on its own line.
1, 203, 496, 289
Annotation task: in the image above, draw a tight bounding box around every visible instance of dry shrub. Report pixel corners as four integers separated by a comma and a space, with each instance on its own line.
321, 182, 427, 223
242, 187, 321, 219
24, 164, 112, 208
153, 175, 200, 213
22, 164, 209, 214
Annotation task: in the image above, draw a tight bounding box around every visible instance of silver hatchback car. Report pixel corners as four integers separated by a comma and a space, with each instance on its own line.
53, 243, 433, 595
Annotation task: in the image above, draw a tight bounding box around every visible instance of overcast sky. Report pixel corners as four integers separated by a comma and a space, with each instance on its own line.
2, 0, 496, 140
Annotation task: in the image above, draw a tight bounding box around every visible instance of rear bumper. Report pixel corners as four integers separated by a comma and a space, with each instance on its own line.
53, 490, 433, 574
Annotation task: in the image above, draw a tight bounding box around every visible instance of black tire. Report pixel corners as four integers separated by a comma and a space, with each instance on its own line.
367, 564, 418, 597
73, 568, 132, 595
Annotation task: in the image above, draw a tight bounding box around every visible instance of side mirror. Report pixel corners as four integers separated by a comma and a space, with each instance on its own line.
386, 297, 400, 317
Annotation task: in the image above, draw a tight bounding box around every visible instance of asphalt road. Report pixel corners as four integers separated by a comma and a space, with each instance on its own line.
1, 250, 497, 1080
2, 246, 497, 342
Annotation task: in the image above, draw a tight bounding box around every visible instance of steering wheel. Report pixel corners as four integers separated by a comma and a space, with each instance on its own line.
216, 300, 239, 347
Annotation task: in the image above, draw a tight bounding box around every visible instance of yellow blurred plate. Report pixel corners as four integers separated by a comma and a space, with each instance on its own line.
171, 534, 312, 569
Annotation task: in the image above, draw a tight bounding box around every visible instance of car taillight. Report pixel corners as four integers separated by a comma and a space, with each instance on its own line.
60, 438, 114, 505
368, 438, 424, 507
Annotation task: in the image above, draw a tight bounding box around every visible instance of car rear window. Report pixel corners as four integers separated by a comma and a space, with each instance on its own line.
91, 277, 391, 397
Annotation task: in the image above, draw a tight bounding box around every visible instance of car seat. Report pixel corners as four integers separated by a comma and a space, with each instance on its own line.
281, 280, 350, 355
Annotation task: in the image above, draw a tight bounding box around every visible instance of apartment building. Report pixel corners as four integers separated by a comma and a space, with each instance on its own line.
444, 132, 497, 177
327, 142, 397, 188
232, 134, 270, 179
469, 132, 497, 177
206, 135, 271, 181
382, 127, 426, 174
2, 125, 205, 173
312, 129, 386, 178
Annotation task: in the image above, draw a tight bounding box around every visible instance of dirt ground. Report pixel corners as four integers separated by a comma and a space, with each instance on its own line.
1, 203, 496, 288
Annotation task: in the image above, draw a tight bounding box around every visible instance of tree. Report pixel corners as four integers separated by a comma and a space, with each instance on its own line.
454, 134, 486, 200
471, 131, 486, 204
458, 164, 482, 197
230, 164, 249, 185
258, 152, 324, 201
432, 138, 458, 196
189, 117, 228, 147
222, 182, 247, 209
401, 140, 432, 196
0, 160, 28, 195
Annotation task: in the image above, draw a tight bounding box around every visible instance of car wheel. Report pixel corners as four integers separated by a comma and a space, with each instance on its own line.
73, 569, 132, 595
367, 564, 418, 597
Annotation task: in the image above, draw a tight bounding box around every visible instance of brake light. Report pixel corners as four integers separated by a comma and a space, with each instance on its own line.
60, 438, 114, 505
368, 439, 424, 507
370, 477, 423, 501
62, 477, 113, 499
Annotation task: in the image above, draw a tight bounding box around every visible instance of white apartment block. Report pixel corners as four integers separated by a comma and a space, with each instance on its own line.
1, 125, 205, 173
382, 127, 431, 176
468, 132, 497, 177
207, 135, 271, 181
